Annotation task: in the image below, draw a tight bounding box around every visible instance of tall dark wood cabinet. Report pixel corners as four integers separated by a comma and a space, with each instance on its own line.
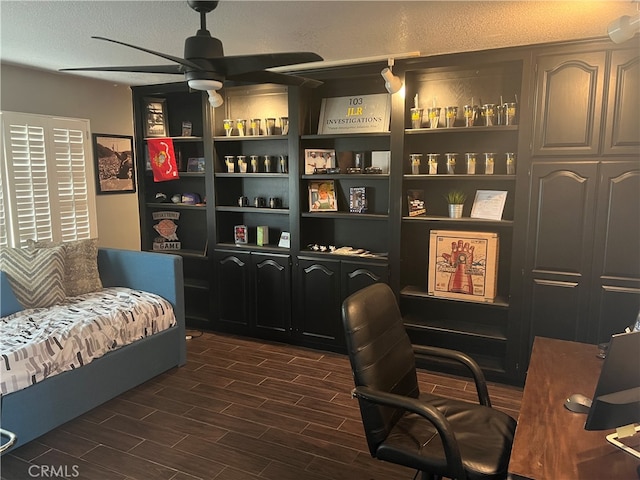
132, 38, 637, 386
393, 50, 531, 381
520, 41, 640, 370
132, 83, 213, 330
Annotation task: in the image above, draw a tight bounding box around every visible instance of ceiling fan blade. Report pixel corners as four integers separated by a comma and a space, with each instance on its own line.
92, 36, 204, 71
228, 70, 322, 88
60, 64, 184, 74
212, 52, 323, 77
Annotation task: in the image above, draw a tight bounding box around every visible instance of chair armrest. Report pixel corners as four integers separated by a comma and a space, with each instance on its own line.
412, 345, 491, 407
353, 385, 467, 480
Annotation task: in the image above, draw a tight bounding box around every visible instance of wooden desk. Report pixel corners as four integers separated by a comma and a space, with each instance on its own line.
509, 337, 639, 479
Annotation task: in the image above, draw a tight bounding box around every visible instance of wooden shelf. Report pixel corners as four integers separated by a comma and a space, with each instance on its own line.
215, 173, 288, 178
213, 135, 288, 141
302, 174, 389, 180
143, 136, 204, 142
146, 202, 206, 210
402, 216, 513, 226
301, 132, 390, 140
404, 174, 515, 181
301, 212, 388, 220
401, 285, 509, 308
404, 125, 518, 134
217, 206, 289, 214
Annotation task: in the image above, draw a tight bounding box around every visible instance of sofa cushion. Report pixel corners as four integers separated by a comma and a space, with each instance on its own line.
0, 245, 66, 308
0, 271, 23, 316
28, 238, 103, 297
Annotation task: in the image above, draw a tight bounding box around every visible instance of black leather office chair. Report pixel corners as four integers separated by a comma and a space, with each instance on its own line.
341, 283, 516, 480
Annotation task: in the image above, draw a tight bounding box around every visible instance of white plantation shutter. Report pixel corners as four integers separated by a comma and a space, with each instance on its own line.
0, 112, 98, 248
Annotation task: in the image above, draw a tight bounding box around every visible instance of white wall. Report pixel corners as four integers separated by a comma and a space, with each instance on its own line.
1, 63, 141, 250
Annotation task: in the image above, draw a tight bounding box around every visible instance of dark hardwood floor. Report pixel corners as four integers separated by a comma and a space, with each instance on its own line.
2, 331, 522, 480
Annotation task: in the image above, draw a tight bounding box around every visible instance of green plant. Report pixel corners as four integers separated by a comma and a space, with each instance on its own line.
444, 190, 467, 204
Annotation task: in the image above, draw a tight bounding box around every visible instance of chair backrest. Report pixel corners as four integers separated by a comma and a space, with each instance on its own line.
341, 282, 419, 455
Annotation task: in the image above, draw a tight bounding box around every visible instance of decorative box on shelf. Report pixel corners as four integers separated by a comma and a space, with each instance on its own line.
427, 230, 498, 303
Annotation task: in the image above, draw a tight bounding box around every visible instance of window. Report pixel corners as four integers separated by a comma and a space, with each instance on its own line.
0, 111, 98, 248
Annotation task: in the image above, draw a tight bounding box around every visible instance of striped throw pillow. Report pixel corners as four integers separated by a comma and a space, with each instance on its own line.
0, 245, 66, 309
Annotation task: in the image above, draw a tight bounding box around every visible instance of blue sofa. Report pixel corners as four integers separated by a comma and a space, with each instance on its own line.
0, 248, 187, 453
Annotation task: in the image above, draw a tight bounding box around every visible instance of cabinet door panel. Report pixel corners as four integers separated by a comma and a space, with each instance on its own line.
341, 261, 389, 299
590, 162, 640, 341
213, 250, 251, 330
523, 162, 598, 343
533, 51, 605, 156
296, 258, 342, 346
252, 253, 291, 337
604, 49, 640, 155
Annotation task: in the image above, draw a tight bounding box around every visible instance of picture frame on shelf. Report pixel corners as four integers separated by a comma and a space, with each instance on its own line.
181, 121, 192, 136
143, 97, 168, 137
349, 187, 368, 213
304, 149, 335, 174
92, 133, 136, 194
187, 157, 206, 173
470, 190, 508, 220
234, 225, 248, 245
308, 180, 337, 212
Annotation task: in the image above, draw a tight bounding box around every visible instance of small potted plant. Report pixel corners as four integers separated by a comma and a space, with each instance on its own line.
444, 190, 466, 218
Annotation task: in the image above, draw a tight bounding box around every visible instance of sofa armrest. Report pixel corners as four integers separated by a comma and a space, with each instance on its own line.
97, 248, 186, 365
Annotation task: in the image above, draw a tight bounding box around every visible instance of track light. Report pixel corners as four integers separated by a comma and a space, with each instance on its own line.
608, 12, 640, 43
207, 90, 224, 108
187, 79, 224, 107
381, 58, 402, 94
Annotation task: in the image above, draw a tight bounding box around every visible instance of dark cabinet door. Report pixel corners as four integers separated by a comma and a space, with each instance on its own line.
296, 257, 342, 348
252, 252, 291, 340
533, 51, 606, 157
589, 162, 640, 342
341, 261, 389, 299
523, 162, 599, 344
213, 250, 252, 332
604, 49, 640, 156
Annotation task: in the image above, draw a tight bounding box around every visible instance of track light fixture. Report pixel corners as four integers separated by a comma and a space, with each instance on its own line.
608, 12, 640, 43
207, 90, 224, 108
381, 58, 402, 94
187, 79, 224, 107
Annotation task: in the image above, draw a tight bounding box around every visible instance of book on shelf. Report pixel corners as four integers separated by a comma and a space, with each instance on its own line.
407, 189, 426, 216
349, 187, 368, 213
257, 226, 269, 246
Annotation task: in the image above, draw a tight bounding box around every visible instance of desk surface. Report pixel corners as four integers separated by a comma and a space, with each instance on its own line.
509, 336, 639, 479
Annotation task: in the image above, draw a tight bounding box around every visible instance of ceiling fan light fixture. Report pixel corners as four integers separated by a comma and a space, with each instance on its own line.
207, 89, 224, 108
608, 12, 640, 43
188, 78, 223, 91
381, 58, 402, 94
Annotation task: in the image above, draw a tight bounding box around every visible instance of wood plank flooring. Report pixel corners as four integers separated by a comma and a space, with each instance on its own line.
2, 331, 522, 480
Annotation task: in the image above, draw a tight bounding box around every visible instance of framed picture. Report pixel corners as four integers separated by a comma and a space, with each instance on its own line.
234, 225, 248, 244
144, 97, 168, 137
93, 134, 136, 194
304, 149, 335, 174
187, 157, 206, 173
308, 180, 337, 212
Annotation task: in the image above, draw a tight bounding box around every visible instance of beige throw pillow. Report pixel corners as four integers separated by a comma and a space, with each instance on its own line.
0, 245, 67, 308
28, 238, 103, 297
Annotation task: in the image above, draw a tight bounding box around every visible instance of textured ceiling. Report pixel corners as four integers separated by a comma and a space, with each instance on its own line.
1, 0, 637, 87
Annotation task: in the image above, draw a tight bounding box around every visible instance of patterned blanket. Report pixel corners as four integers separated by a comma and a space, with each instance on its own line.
1, 287, 175, 395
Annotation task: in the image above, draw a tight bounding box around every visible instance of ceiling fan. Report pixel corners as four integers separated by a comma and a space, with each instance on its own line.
60, 0, 323, 107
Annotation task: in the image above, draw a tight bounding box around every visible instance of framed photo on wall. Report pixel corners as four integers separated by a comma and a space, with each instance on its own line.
143, 97, 168, 137
93, 134, 136, 194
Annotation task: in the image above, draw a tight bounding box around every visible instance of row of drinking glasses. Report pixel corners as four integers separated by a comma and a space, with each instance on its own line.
224, 155, 288, 173
223, 117, 289, 136
410, 103, 518, 129
409, 152, 517, 175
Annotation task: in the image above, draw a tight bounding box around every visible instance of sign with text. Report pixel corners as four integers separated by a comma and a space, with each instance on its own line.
317, 94, 391, 134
